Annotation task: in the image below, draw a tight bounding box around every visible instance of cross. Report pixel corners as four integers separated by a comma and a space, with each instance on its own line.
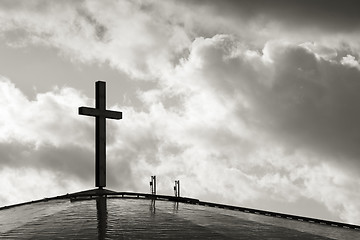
79, 81, 122, 188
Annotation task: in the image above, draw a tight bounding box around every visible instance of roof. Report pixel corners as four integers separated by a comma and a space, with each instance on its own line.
0, 188, 359, 239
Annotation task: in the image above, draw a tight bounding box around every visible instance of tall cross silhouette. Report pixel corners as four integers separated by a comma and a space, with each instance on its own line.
79, 81, 122, 188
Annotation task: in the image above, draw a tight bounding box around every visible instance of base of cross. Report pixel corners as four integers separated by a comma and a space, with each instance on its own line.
68, 188, 117, 198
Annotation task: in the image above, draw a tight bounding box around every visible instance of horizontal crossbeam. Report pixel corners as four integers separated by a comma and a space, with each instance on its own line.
79, 107, 122, 119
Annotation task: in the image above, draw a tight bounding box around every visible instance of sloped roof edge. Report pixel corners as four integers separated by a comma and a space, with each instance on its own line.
1, 188, 359, 230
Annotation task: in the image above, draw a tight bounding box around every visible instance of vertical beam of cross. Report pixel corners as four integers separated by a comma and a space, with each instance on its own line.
79, 81, 122, 188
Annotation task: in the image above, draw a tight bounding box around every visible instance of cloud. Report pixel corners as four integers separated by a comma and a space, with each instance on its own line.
1, 0, 359, 79
170, 36, 360, 172
0, 77, 91, 146
258, 42, 360, 168
0, 77, 92, 202
157, 35, 360, 223
0, 0, 192, 79
341, 54, 360, 70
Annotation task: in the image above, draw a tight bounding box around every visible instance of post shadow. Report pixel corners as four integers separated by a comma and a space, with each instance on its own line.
150, 199, 156, 215
96, 196, 108, 240
173, 202, 179, 213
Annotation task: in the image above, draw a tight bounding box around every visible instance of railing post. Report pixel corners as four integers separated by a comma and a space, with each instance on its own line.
150, 176, 156, 195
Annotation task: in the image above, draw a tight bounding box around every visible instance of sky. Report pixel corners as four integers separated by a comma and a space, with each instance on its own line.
1, 0, 360, 225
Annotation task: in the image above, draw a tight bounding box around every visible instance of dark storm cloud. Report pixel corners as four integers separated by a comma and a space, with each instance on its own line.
0, 139, 136, 190
0, 142, 93, 182
185, 0, 360, 32
261, 46, 360, 164
189, 36, 360, 171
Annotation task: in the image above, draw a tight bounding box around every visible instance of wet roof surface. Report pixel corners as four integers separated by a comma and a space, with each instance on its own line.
0, 197, 359, 239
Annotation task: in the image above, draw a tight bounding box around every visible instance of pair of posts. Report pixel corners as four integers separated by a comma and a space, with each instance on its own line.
149, 176, 180, 197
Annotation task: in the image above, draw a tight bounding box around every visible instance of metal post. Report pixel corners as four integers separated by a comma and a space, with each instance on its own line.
154, 176, 157, 195
150, 176, 157, 195
174, 180, 180, 197
178, 180, 180, 197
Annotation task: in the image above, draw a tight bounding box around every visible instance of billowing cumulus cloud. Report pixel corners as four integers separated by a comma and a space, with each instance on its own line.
1, 0, 360, 225
0, 0, 192, 79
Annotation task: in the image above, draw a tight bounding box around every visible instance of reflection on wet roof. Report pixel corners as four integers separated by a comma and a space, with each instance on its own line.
1, 196, 359, 239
